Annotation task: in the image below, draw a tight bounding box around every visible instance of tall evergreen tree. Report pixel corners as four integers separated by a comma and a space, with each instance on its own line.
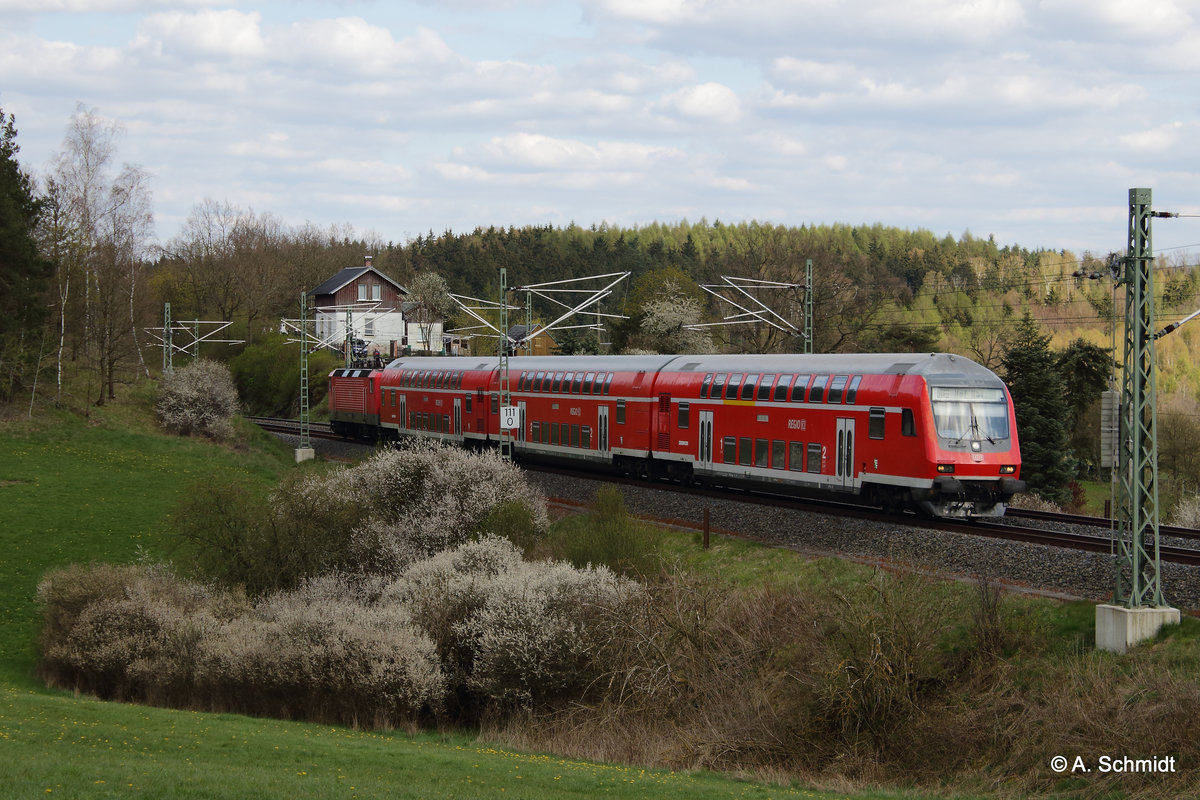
1001, 313, 1073, 505
0, 107, 53, 400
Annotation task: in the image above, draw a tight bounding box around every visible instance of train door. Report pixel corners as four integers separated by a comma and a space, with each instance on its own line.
517, 401, 527, 444
598, 405, 610, 454
698, 410, 714, 470
453, 397, 462, 439
836, 418, 855, 489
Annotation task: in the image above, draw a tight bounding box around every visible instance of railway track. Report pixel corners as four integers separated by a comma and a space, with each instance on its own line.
246, 415, 1200, 567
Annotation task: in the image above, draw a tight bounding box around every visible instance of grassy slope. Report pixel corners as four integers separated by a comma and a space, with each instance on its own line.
0, 393, 899, 800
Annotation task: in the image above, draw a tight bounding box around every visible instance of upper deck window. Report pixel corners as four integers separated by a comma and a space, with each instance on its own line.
741, 374, 758, 400
712, 373, 727, 398
700, 373, 714, 399
774, 375, 792, 401
847, 375, 862, 403
758, 374, 775, 401
726, 374, 742, 400
791, 374, 810, 402
810, 375, 829, 403
828, 375, 848, 404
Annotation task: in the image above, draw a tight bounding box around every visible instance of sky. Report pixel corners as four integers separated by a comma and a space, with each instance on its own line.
2, 0, 1199, 257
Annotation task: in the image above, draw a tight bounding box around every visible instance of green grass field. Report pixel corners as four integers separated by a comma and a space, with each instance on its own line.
1, 397, 905, 800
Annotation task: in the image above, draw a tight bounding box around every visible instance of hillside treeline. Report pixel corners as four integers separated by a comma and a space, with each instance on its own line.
6, 105, 1200, 509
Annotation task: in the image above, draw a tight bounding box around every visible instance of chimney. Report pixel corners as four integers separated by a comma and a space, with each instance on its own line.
364, 254, 374, 268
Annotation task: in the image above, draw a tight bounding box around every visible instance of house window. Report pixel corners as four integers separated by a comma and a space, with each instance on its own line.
358, 283, 367, 300
372, 284, 381, 301
364, 319, 375, 337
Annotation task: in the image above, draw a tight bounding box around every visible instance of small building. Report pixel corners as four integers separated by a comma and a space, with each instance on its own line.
506, 324, 559, 356
310, 257, 412, 358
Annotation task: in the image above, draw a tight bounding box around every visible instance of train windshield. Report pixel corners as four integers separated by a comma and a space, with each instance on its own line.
930, 387, 1010, 441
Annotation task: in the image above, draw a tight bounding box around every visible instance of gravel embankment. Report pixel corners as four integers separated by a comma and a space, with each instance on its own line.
528, 469, 1200, 611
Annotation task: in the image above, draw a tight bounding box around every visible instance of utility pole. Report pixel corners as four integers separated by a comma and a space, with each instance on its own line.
805, 258, 814, 354
498, 268, 515, 460
1096, 188, 1180, 652
297, 291, 313, 460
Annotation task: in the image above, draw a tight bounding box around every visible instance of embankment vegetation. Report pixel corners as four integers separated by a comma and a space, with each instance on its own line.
25, 394, 1200, 800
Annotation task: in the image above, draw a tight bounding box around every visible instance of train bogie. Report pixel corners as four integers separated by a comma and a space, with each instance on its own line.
327, 352, 1026, 519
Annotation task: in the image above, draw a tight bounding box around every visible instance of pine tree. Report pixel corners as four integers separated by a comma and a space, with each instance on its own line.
0, 107, 53, 400
1001, 313, 1073, 505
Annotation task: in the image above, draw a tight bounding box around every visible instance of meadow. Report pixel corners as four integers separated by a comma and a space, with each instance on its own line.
0, 392, 892, 800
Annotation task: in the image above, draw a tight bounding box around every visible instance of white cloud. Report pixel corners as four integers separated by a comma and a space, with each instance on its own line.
660, 82, 741, 123
133, 9, 266, 61
1119, 122, 1185, 151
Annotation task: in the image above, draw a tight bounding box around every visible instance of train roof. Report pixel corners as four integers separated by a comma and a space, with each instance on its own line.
383, 352, 1003, 384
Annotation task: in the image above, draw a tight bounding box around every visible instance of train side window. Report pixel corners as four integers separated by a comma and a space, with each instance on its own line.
789, 441, 805, 471
772, 440, 786, 469
678, 402, 690, 429
738, 437, 752, 465
700, 373, 714, 398
544, 421, 552, 443
570, 424, 580, 447
465, 395, 473, 413
869, 408, 886, 439
741, 374, 759, 400
726, 374, 743, 400
531, 421, 540, 441
572, 373, 585, 393
902, 408, 917, 436
455, 373, 463, 390
775, 375, 792, 401
616, 399, 626, 424
517, 372, 527, 391
584, 372, 596, 394
563, 372, 575, 393
758, 374, 775, 401
755, 438, 769, 467
807, 442, 823, 473
491, 394, 499, 414
582, 426, 591, 448
552, 372, 564, 392
722, 436, 736, 464
603, 373, 614, 394
713, 373, 727, 398
828, 375, 848, 403
550, 423, 559, 445
810, 375, 829, 403
791, 374, 810, 402
561, 422, 570, 445
847, 375, 862, 403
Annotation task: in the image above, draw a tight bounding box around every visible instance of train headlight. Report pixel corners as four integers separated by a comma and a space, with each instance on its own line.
999, 465, 1016, 475
936, 463, 955, 474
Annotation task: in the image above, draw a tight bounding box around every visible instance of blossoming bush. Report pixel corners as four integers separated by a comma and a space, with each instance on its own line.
383, 537, 641, 712
155, 359, 240, 439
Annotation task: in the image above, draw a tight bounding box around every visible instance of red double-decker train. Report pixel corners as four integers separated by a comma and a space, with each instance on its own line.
328, 352, 1026, 518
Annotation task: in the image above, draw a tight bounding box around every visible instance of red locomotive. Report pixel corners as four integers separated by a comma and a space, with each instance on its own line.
329, 352, 1026, 518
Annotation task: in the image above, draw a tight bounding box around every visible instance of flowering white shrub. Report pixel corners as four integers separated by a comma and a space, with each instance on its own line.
197, 580, 444, 722
384, 537, 642, 710
1168, 493, 1200, 528
156, 358, 240, 439
284, 441, 550, 574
